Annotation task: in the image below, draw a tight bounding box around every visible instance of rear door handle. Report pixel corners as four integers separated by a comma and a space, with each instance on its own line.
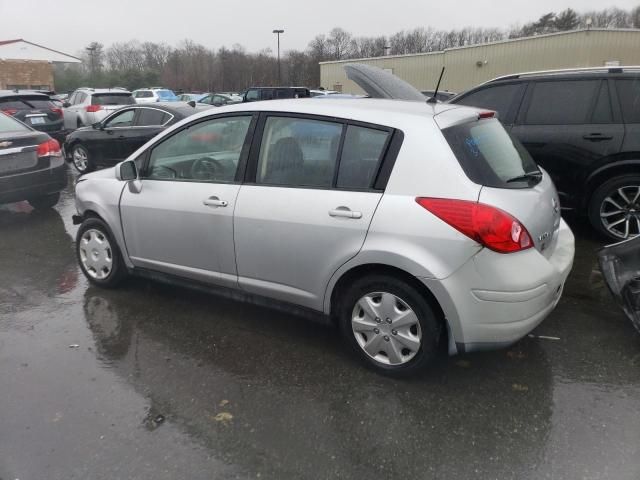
203, 196, 228, 207
583, 133, 613, 141
329, 207, 362, 219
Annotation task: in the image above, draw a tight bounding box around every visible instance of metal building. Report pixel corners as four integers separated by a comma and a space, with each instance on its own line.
320, 29, 640, 95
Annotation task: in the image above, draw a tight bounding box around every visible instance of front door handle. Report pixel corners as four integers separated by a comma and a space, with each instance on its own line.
583, 133, 613, 141
203, 196, 228, 207
329, 206, 362, 219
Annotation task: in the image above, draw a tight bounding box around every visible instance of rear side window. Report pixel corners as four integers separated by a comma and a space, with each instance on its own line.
0, 112, 30, 133
337, 125, 389, 189
591, 81, 613, 124
257, 116, 342, 187
442, 118, 539, 189
261, 90, 275, 100
92, 94, 135, 106
524, 80, 599, 125
454, 84, 523, 122
137, 108, 170, 126
616, 79, 640, 124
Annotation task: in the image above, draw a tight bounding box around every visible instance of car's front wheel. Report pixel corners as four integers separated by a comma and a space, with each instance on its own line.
76, 217, 127, 288
338, 274, 442, 376
589, 174, 640, 241
28, 192, 60, 210
71, 144, 94, 174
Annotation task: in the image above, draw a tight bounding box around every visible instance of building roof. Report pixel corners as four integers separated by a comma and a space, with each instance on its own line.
0, 39, 81, 63
319, 28, 640, 65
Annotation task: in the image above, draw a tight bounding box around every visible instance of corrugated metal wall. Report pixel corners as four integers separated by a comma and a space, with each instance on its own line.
320, 29, 640, 94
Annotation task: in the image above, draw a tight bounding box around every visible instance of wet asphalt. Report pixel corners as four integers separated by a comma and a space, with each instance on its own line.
1, 170, 639, 480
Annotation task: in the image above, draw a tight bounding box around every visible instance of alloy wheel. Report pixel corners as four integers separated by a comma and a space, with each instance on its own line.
79, 229, 113, 280
72, 147, 89, 172
600, 185, 640, 240
351, 292, 422, 366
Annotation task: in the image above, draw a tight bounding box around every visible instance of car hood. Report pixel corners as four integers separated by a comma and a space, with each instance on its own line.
344, 63, 426, 101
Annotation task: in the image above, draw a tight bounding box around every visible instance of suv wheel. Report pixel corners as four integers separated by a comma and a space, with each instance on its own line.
71, 144, 93, 174
589, 174, 640, 241
338, 274, 442, 376
76, 217, 127, 288
28, 192, 60, 210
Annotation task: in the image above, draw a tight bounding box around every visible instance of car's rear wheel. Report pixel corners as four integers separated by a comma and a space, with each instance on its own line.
28, 192, 60, 210
71, 144, 93, 174
76, 217, 126, 288
338, 274, 442, 376
589, 174, 640, 241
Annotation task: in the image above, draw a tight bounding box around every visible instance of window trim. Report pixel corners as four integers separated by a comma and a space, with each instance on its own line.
139, 112, 258, 184
243, 111, 399, 192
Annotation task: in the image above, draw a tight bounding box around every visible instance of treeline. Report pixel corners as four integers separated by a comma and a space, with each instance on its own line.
53, 6, 640, 93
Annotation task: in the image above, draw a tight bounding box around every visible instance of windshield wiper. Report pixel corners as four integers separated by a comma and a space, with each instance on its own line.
506, 171, 543, 183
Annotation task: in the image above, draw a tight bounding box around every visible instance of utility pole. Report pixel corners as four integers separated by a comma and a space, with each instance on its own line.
272, 29, 284, 85
85, 45, 96, 83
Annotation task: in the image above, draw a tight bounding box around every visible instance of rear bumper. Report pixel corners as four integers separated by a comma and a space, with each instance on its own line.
0, 158, 67, 204
422, 219, 575, 354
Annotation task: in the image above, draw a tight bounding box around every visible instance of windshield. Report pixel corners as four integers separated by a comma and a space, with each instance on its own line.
442, 118, 540, 189
156, 90, 177, 99
0, 112, 30, 132
92, 94, 135, 106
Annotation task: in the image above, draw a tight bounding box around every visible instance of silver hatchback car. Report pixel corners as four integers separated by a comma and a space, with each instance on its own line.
73, 95, 574, 375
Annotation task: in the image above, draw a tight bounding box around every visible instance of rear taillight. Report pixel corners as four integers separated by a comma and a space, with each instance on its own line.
85, 105, 102, 112
37, 138, 62, 158
51, 107, 63, 117
1, 108, 18, 116
478, 111, 495, 119
416, 197, 533, 253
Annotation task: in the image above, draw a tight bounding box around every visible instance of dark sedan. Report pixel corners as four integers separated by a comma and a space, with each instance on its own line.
64, 102, 210, 173
0, 112, 66, 209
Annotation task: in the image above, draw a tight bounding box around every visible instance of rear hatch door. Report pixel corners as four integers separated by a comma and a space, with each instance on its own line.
436, 109, 562, 258
0, 95, 63, 132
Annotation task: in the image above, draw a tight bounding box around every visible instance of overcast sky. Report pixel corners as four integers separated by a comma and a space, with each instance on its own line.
1, 0, 637, 56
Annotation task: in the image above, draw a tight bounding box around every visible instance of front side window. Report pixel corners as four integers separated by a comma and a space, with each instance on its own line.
256, 117, 342, 187
146, 115, 252, 182
337, 126, 390, 189
245, 90, 259, 101
616, 79, 640, 124
524, 80, 599, 125
104, 109, 135, 128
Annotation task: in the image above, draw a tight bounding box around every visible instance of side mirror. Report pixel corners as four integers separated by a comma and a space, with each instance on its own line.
63, 101, 70, 108
92, 122, 101, 130
187, 100, 196, 108
116, 160, 138, 181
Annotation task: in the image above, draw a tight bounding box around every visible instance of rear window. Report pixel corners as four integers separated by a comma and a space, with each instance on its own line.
0, 96, 52, 110
442, 118, 540, 189
0, 112, 30, 133
92, 94, 135, 106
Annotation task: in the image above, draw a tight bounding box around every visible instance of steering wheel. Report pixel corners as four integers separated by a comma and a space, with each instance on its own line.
191, 157, 223, 181
150, 165, 177, 179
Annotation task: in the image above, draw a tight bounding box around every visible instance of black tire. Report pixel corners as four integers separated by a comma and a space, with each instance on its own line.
76, 217, 127, 288
588, 174, 640, 241
337, 274, 442, 376
28, 192, 60, 210
70, 144, 94, 174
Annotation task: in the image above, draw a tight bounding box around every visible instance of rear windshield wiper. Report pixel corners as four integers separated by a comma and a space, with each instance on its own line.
506, 171, 543, 183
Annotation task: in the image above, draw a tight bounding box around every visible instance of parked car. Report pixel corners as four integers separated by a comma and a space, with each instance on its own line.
310, 89, 340, 97
199, 93, 243, 106
64, 102, 210, 174
177, 93, 208, 102
72, 73, 574, 375
0, 111, 66, 209
0, 90, 65, 142
63, 88, 135, 130
243, 87, 311, 102
421, 89, 456, 102
449, 66, 640, 241
132, 88, 178, 104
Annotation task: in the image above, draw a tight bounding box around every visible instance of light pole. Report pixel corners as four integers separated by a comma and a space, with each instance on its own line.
85, 45, 96, 83
272, 29, 284, 85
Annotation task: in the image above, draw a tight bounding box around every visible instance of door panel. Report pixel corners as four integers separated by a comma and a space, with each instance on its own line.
233, 186, 382, 310
120, 181, 240, 287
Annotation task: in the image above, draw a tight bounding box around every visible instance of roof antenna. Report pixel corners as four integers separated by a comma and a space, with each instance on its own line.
427, 67, 445, 104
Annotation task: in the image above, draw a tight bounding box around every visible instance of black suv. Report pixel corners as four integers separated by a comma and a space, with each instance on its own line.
243, 87, 310, 102
0, 90, 65, 143
449, 67, 640, 241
